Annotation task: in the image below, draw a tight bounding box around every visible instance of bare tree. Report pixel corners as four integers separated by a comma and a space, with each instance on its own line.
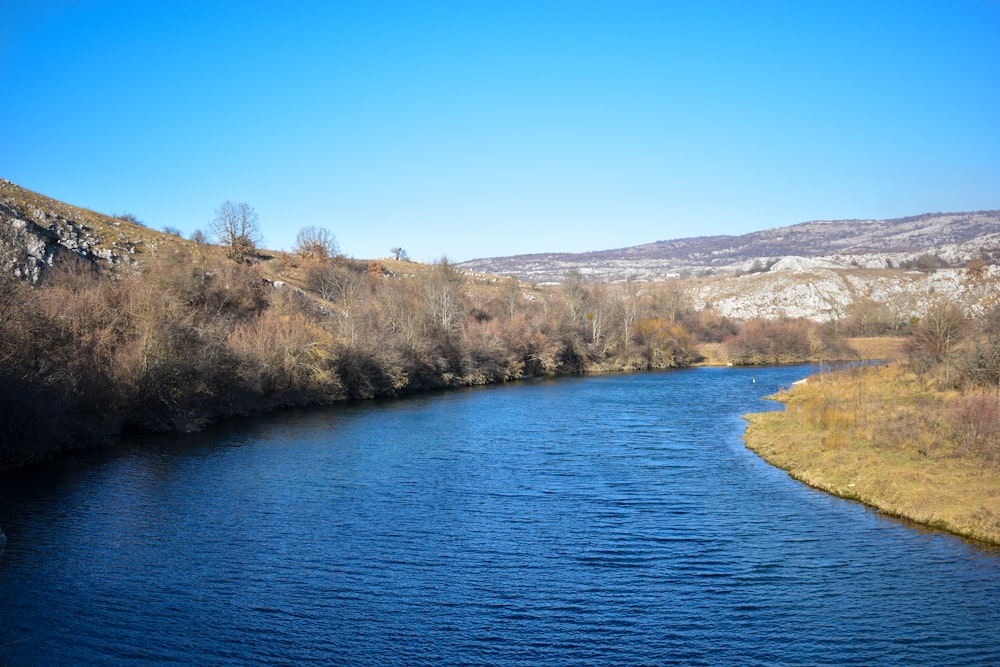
210, 201, 262, 263
391, 247, 409, 261
294, 226, 339, 262
422, 256, 464, 333
584, 282, 611, 350
562, 268, 587, 323
618, 276, 641, 347
648, 280, 691, 325
501, 278, 522, 320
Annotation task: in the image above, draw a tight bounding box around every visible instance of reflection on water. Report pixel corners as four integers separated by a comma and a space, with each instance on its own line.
1, 366, 999, 666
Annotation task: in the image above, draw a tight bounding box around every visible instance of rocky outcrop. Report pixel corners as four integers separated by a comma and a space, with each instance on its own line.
1, 179, 144, 282
687, 263, 998, 322
1, 210, 111, 282
458, 208, 1000, 322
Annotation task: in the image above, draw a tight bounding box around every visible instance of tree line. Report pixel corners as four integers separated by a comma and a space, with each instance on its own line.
0, 208, 867, 467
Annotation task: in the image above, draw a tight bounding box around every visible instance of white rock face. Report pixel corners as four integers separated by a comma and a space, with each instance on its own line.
767, 256, 848, 272
687, 265, 997, 322
1, 181, 136, 282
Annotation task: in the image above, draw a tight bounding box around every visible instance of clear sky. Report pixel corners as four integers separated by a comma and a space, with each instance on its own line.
2, 1, 998, 262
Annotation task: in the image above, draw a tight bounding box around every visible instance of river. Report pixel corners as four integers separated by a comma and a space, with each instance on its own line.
1, 365, 999, 665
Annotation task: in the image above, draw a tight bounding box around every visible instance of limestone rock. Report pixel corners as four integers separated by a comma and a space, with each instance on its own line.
1, 180, 141, 282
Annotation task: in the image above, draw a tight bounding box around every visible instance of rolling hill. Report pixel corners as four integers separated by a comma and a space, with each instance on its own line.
458, 211, 1000, 283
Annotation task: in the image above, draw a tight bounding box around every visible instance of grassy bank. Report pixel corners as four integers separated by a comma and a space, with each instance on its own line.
743, 363, 1000, 545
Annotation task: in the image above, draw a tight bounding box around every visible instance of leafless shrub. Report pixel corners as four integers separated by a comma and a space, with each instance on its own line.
907, 300, 968, 373
961, 338, 1000, 388
115, 212, 145, 226
948, 393, 1000, 461
724, 318, 814, 364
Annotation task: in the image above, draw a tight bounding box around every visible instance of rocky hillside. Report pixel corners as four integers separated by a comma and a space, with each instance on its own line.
0, 179, 182, 282
685, 261, 998, 322
458, 209, 1000, 322
459, 211, 1000, 283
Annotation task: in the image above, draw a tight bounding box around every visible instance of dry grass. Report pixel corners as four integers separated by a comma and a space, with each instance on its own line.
695, 342, 728, 365
845, 336, 908, 361
699, 335, 906, 367
744, 363, 1000, 545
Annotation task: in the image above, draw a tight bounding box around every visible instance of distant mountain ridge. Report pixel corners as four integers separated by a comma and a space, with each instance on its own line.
459, 211, 1000, 283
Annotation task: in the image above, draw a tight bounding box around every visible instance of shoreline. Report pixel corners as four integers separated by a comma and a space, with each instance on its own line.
742, 369, 1000, 547
744, 420, 998, 546
0, 341, 889, 473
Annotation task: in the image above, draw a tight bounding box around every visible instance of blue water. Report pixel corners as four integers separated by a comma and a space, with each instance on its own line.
1, 365, 999, 665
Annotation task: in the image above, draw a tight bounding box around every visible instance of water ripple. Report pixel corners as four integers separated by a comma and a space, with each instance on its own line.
2, 367, 1000, 665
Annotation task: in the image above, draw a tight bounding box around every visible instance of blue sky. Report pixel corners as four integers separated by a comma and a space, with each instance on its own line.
2, 1, 998, 262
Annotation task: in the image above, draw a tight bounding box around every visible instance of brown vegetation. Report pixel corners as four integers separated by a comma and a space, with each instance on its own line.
723, 317, 850, 365
1, 224, 866, 468
2, 240, 773, 467
0, 182, 911, 468
744, 296, 1000, 545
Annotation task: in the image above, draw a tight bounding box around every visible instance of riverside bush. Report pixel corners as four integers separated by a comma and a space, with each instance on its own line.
948, 393, 1000, 461
723, 317, 848, 365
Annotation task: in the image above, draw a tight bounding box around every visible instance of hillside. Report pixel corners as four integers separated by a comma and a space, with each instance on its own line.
686, 262, 1000, 323
0, 178, 440, 290
458, 211, 1000, 283
0, 178, 192, 281
5, 178, 1000, 469
5, 178, 999, 329
5, 178, 999, 327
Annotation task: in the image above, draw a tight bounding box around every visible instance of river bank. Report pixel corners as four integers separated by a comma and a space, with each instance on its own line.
742, 363, 1000, 546
1, 333, 888, 472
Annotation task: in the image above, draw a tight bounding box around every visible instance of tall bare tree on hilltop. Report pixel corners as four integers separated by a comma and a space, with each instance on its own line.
211, 201, 262, 263
294, 226, 339, 262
